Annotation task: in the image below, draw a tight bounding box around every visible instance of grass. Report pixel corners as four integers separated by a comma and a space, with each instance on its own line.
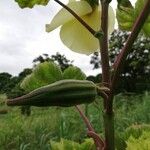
0, 92, 149, 149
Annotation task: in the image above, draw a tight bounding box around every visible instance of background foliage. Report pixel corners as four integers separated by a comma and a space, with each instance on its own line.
90, 30, 150, 93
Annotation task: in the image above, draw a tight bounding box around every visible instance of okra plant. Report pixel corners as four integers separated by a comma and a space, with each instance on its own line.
7, 0, 150, 149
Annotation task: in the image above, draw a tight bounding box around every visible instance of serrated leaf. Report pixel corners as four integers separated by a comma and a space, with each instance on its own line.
62, 139, 80, 150
80, 139, 95, 150
20, 74, 45, 92
63, 66, 86, 80
33, 62, 63, 84
20, 62, 63, 92
50, 138, 94, 150
50, 141, 61, 150
15, 0, 49, 8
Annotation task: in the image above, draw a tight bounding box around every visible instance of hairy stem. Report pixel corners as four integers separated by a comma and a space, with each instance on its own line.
54, 0, 96, 35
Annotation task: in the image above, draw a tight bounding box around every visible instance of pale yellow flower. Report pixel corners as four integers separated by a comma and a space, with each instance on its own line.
46, 0, 115, 55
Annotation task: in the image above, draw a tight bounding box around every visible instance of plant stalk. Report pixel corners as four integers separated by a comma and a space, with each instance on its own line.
99, 0, 115, 149
103, 111, 114, 150
99, 2, 110, 89
105, 0, 150, 149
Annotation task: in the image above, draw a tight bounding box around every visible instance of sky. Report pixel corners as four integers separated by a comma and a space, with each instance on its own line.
0, 0, 136, 76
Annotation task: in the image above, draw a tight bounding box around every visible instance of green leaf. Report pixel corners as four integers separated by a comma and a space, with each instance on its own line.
116, 6, 135, 31
134, 0, 148, 17
20, 74, 45, 92
63, 66, 86, 80
62, 139, 80, 150
134, 0, 150, 36
50, 138, 94, 150
20, 62, 63, 92
33, 62, 63, 83
50, 140, 61, 150
80, 139, 95, 150
15, 0, 49, 8
116, 0, 150, 36
126, 131, 150, 150
117, 0, 133, 8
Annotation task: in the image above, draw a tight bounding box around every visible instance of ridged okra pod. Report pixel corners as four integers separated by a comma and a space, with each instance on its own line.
7, 80, 97, 107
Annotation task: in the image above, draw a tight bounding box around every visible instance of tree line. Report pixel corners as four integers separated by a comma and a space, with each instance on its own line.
0, 30, 149, 97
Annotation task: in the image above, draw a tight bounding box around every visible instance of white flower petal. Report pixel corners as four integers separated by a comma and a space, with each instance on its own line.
60, 8, 101, 55
46, 1, 92, 32
60, 5, 115, 55
108, 6, 115, 33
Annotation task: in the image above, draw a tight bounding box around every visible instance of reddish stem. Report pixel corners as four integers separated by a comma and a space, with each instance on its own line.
99, 1, 110, 88
75, 105, 94, 131
87, 131, 105, 149
75, 105, 104, 150
99, 1, 111, 114
99, 1, 115, 149
110, 0, 150, 102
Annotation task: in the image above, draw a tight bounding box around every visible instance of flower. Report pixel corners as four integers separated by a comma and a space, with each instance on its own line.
46, 0, 115, 55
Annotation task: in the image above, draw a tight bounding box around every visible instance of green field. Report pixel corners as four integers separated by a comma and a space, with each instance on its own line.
0, 92, 150, 150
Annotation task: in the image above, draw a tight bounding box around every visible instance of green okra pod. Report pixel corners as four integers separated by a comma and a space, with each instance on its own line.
7, 79, 97, 107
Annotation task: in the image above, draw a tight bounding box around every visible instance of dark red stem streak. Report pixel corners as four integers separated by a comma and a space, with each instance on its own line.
75, 105, 94, 131
109, 0, 150, 111
75, 105, 104, 150
87, 131, 105, 149
54, 0, 96, 35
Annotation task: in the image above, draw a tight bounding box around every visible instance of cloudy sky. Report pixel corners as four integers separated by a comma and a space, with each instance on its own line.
0, 0, 136, 76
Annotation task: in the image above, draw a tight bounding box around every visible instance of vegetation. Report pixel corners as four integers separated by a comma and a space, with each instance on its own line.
90, 30, 150, 93
1, 0, 150, 149
126, 131, 150, 150
0, 93, 150, 149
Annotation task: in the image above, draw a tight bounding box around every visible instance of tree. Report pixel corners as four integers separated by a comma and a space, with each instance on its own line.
33, 52, 73, 71
0, 73, 12, 93
8, 68, 32, 116
6, 68, 32, 98
19, 68, 32, 79
0, 69, 32, 96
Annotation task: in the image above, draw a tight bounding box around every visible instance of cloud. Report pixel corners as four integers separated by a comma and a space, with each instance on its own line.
0, 0, 58, 75
0, 0, 136, 76
0, 0, 94, 76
